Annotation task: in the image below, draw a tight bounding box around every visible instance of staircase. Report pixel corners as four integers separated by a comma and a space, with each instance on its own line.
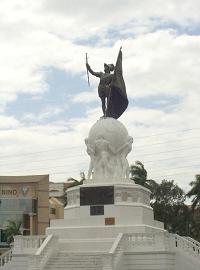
43, 251, 103, 270
124, 251, 175, 270
1, 233, 200, 270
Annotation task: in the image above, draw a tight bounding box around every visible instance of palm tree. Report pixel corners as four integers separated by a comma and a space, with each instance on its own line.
5, 220, 22, 243
187, 174, 200, 210
67, 172, 86, 187
62, 172, 86, 206
129, 161, 147, 186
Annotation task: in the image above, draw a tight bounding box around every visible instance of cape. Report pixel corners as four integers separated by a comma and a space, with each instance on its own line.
106, 48, 128, 119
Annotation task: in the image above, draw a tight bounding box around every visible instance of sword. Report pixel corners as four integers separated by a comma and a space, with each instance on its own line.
85, 53, 90, 87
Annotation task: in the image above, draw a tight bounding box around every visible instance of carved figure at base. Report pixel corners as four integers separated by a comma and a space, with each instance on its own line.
120, 136, 133, 180
93, 135, 113, 180
85, 120, 133, 182
85, 138, 95, 180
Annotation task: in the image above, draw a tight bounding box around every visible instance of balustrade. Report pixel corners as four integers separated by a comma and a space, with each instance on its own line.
13, 235, 46, 254
28, 234, 58, 270
0, 249, 12, 268
170, 234, 200, 257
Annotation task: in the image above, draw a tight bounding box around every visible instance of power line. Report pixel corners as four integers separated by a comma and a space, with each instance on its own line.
0, 162, 88, 174
0, 153, 87, 167
0, 143, 199, 168
1, 157, 199, 178
149, 163, 200, 175
130, 153, 200, 164
134, 126, 200, 139
0, 126, 199, 160
134, 136, 200, 148
0, 145, 83, 160
151, 170, 197, 179
133, 145, 200, 157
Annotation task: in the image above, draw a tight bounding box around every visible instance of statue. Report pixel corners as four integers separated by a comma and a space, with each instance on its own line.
86, 48, 128, 119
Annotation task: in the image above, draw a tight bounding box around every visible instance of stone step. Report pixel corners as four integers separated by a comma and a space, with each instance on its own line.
43, 252, 103, 270
124, 251, 175, 270
45, 266, 101, 268
45, 262, 102, 266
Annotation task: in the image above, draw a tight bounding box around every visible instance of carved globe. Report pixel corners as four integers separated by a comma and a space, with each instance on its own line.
88, 117, 129, 150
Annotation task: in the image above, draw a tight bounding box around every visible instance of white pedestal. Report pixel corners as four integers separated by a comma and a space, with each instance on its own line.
47, 182, 164, 239
47, 118, 164, 240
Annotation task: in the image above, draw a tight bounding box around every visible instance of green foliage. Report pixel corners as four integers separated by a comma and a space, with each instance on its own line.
62, 172, 86, 207
189, 215, 200, 242
152, 180, 185, 205
129, 161, 200, 240
151, 179, 188, 234
187, 174, 200, 210
130, 161, 147, 186
5, 220, 22, 243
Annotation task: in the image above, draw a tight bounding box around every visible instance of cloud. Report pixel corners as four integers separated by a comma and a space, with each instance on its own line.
0, 0, 200, 190
23, 106, 64, 122
71, 89, 98, 103
0, 115, 20, 129
1, 0, 200, 108
123, 30, 200, 98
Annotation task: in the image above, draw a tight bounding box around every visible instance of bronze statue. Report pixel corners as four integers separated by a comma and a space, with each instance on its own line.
86, 48, 128, 119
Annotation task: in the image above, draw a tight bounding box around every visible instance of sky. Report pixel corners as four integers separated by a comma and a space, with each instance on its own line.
0, 0, 200, 192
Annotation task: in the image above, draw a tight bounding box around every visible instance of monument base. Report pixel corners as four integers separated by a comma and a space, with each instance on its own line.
47, 182, 164, 240
47, 118, 164, 242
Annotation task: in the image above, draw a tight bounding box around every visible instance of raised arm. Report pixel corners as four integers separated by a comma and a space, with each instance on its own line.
86, 63, 102, 78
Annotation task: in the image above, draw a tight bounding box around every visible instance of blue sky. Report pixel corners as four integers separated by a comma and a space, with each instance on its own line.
0, 0, 200, 191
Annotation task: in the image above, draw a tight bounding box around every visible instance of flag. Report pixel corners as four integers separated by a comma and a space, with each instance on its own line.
106, 48, 128, 119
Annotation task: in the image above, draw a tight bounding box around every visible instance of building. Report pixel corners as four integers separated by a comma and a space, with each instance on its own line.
49, 181, 74, 220
0, 175, 49, 237
49, 197, 64, 220
49, 181, 73, 203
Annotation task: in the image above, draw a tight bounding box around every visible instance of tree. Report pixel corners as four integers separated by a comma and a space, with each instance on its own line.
5, 220, 22, 243
129, 161, 147, 186
129, 161, 158, 200
129, 163, 200, 239
67, 172, 86, 187
62, 172, 86, 206
187, 174, 200, 210
189, 215, 200, 242
152, 179, 185, 205
151, 179, 189, 235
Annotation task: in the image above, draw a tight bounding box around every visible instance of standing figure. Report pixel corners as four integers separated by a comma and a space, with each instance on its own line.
86, 62, 114, 117
85, 48, 128, 119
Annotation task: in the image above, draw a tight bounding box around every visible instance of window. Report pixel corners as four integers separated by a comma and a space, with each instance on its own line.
50, 208, 56, 215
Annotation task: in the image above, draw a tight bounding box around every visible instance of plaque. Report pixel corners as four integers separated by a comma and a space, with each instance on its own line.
90, 205, 104, 216
80, 186, 114, 206
105, 217, 115, 225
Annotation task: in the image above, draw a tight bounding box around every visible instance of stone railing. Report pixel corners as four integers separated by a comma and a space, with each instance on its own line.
102, 233, 125, 270
125, 232, 169, 252
183, 236, 200, 248
13, 235, 46, 255
28, 234, 58, 270
102, 232, 170, 270
170, 234, 200, 257
0, 249, 12, 268
101, 232, 200, 270
111, 233, 125, 270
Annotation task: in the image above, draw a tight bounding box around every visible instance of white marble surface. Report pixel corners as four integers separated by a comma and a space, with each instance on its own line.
85, 118, 133, 182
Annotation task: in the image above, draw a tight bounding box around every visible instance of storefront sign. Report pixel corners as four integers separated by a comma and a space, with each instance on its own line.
0, 189, 18, 196
21, 186, 29, 196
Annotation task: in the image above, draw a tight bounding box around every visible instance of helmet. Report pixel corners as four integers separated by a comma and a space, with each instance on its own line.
104, 63, 115, 72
